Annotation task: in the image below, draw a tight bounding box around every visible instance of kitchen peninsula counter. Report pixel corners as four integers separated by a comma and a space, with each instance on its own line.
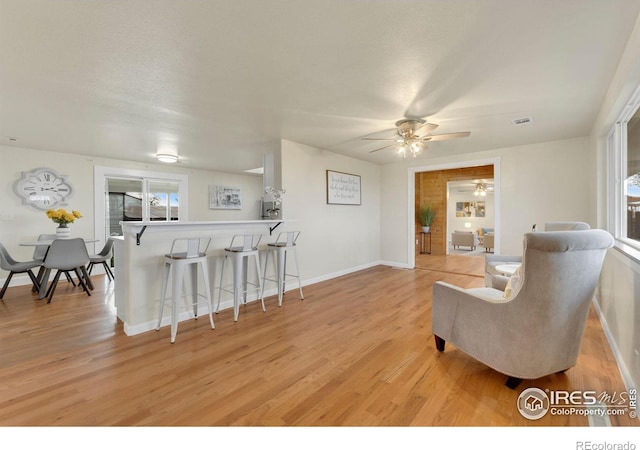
114, 220, 287, 336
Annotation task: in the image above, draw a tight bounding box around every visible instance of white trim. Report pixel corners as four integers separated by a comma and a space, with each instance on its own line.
407, 157, 502, 268
608, 82, 640, 245
592, 298, 637, 395
379, 261, 413, 270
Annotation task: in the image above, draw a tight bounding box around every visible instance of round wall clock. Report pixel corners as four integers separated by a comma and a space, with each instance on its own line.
13, 167, 74, 210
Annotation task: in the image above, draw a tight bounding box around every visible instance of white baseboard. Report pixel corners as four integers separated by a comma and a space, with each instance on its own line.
125, 283, 292, 336
592, 298, 637, 393
379, 260, 413, 269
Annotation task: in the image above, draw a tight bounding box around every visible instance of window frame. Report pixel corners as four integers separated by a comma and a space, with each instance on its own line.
607, 83, 640, 253
94, 166, 189, 250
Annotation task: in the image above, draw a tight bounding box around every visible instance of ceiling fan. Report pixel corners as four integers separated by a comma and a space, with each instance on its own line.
363, 118, 470, 157
456, 182, 495, 196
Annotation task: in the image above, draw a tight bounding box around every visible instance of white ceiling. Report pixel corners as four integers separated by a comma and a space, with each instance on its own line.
1, 0, 639, 174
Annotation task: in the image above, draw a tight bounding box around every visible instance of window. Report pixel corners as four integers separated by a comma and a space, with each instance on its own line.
94, 167, 188, 245
608, 86, 640, 249
626, 110, 640, 242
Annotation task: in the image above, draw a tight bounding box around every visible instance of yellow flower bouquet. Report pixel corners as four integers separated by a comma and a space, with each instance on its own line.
46, 208, 82, 226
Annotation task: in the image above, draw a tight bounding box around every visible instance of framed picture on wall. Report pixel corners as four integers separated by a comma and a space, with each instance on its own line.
326, 170, 361, 205
456, 201, 485, 217
209, 185, 242, 209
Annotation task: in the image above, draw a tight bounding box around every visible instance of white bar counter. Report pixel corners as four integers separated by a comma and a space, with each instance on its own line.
114, 220, 285, 336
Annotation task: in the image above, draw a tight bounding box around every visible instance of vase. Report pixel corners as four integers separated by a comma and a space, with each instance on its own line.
56, 224, 70, 238
268, 209, 280, 219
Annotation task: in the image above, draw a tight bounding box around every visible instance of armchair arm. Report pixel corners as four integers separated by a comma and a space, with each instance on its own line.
491, 275, 510, 291
484, 254, 523, 286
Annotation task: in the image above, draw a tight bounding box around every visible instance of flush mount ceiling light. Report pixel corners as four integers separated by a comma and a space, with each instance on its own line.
155, 143, 179, 163
156, 153, 179, 163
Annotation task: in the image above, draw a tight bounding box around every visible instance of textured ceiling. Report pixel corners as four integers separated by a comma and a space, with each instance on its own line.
1, 0, 639, 173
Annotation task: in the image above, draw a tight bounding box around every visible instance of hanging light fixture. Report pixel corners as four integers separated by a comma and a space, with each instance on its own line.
410, 140, 424, 157
397, 139, 425, 158
474, 183, 487, 196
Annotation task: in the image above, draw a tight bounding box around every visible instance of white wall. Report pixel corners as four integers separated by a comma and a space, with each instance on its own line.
0, 144, 263, 280
380, 136, 592, 265
280, 139, 381, 283
591, 12, 640, 391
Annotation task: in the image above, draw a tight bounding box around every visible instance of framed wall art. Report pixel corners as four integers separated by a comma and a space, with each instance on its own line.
326, 170, 361, 205
456, 201, 485, 217
209, 185, 242, 210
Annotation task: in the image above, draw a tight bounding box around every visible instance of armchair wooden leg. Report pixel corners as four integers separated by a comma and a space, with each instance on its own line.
505, 377, 523, 389
434, 335, 446, 352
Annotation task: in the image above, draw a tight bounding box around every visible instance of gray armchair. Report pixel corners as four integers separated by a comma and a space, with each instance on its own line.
451, 231, 478, 250
483, 233, 494, 252
484, 221, 590, 286
432, 229, 614, 388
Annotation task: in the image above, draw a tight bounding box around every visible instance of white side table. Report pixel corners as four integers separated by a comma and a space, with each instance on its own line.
495, 263, 521, 276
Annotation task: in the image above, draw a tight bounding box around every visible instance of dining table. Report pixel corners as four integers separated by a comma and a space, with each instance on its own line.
20, 237, 99, 299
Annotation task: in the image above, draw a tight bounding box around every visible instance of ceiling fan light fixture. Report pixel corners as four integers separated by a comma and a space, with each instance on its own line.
410, 141, 424, 157
362, 117, 469, 157
474, 183, 488, 196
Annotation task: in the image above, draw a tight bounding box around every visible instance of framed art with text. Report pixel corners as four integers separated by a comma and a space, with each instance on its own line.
209, 185, 242, 209
326, 170, 361, 205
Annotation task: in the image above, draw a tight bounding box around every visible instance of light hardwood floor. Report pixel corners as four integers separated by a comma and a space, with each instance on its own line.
0, 255, 636, 426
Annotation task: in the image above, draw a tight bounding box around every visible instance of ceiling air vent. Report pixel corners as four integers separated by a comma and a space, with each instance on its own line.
511, 116, 534, 126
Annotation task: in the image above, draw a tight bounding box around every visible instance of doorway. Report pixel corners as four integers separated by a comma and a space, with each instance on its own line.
407, 158, 501, 269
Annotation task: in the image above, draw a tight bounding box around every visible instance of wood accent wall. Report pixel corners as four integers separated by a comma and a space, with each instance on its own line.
415, 165, 494, 255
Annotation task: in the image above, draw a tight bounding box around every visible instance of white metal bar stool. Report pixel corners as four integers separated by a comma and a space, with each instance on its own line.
156, 237, 214, 343
216, 234, 265, 322
261, 231, 304, 306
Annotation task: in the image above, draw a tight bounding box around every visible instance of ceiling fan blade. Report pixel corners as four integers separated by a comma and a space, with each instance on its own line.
368, 144, 396, 153
361, 138, 398, 141
422, 131, 470, 142
418, 122, 439, 133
